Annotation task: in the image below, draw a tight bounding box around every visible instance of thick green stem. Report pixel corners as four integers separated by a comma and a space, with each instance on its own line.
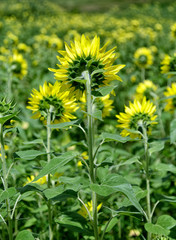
142, 126, 151, 240
84, 70, 99, 240
7, 68, 12, 102
0, 124, 13, 240
47, 109, 53, 240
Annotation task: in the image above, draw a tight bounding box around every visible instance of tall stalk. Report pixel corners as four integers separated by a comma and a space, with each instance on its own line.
46, 108, 53, 240
0, 123, 13, 240
7, 68, 12, 102
83, 70, 99, 240
142, 125, 151, 240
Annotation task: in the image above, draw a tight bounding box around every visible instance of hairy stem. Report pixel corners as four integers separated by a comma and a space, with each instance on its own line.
142, 126, 151, 240
47, 108, 53, 240
84, 70, 99, 240
0, 124, 13, 240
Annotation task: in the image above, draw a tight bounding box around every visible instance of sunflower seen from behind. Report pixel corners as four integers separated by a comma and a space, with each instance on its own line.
135, 80, 157, 101
49, 34, 125, 99
27, 81, 78, 124
116, 97, 157, 138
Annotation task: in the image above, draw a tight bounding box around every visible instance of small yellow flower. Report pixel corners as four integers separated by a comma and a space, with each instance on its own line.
164, 83, 176, 112
78, 200, 102, 218
27, 81, 78, 124
171, 23, 176, 39
129, 229, 141, 237
116, 97, 157, 138
49, 34, 125, 99
160, 53, 176, 77
0, 145, 9, 159
130, 75, 137, 83
9, 51, 28, 79
134, 47, 153, 69
77, 160, 83, 167
24, 174, 47, 186
81, 151, 89, 160
135, 80, 157, 101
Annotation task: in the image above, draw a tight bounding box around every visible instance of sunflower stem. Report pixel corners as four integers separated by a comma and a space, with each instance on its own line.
7, 67, 12, 102
142, 125, 152, 240
47, 107, 53, 240
83, 70, 99, 240
0, 123, 13, 240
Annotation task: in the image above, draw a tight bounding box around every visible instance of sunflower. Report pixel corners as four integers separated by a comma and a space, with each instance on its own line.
49, 35, 125, 99
116, 97, 157, 138
135, 80, 157, 101
160, 53, 176, 76
9, 51, 28, 79
27, 81, 78, 124
78, 200, 102, 218
164, 83, 176, 112
134, 47, 153, 69
80, 93, 114, 118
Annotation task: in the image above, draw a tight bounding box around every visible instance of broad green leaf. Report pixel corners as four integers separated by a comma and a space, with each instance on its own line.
144, 223, 170, 236
149, 141, 165, 156
157, 215, 176, 230
15, 230, 35, 240
170, 119, 176, 144
19, 183, 43, 194
48, 120, 79, 129
92, 109, 102, 121
55, 213, 91, 234
101, 132, 129, 143
116, 156, 141, 167
91, 69, 105, 77
93, 85, 116, 97
105, 217, 118, 232
51, 189, 77, 202
0, 112, 18, 125
152, 163, 176, 174
0, 187, 16, 203
91, 174, 144, 214
24, 217, 37, 228
117, 186, 147, 209
15, 150, 46, 160
59, 176, 89, 191
34, 151, 78, 181
43, 185, 65, 199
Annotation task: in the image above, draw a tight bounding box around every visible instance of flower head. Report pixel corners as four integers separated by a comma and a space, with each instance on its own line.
160, 53, 176, 76
134, 47, 153, 69
49, 35, 125, 98
116, 97, 157, 138
164, 83, 176, 112
9, 51, 28, 79
0, 98, 15, 118
135, 80, 157, 101
27, 81, 78, 124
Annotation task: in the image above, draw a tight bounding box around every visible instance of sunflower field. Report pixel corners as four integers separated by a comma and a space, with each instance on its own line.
0, 0, 176, 239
